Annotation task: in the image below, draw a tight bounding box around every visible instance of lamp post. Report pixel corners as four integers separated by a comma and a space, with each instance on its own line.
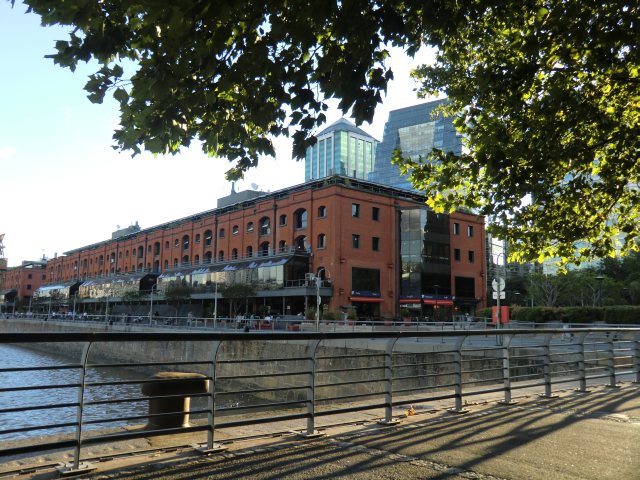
492, 251, 507, 345
149, 283, 158, 324
315, 268, 329, 332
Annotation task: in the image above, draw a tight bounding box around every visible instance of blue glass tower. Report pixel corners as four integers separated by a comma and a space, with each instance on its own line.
368, 100, 462, 191
305, 118, 378, 182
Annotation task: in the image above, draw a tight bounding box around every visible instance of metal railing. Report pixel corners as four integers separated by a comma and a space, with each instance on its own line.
0, 327, 638, 475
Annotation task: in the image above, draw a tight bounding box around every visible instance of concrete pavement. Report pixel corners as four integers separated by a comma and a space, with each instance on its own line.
6, 382, 638, 480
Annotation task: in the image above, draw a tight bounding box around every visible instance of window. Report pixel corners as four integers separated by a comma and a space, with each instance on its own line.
294, 209, 307, 229
195, 233, 201, 243
204, 230, 213, 246
218, 251, 224, 261
219, 228, 225, 238
352, 203, 360, 217
468, 250, 475, 263
352, 234, 360, 249
27, 284, 32, 290
467, 225, 474, 237
165, 241, 170, 249
174, 239, 180, 248
454, 248, 461, 261
153, 242, 161, 255
317, 233, 326, 249
372, 236, 380, 251
278, 240, 287, 253
232, 225, 239, 235
246, 246, 253, 257
138, 246, 144, 258
183, 235, 190, 250
259, 217, 271, 236
372, 207, 380, 221
231, 248, 238, 260
247, 222, 254, 233
453, 223, 460, 235
27, 273, 32, 279
204, 251, 212, 263
259, 241, 270, 256
318, 206, 326, 218
182, 255, 189, 264
279, 214, 287, 226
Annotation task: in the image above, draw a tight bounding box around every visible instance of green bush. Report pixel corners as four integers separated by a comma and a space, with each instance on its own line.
489, 305, 640, 324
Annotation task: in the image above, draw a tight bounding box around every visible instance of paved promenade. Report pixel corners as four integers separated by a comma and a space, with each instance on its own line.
8, 381, 638, 480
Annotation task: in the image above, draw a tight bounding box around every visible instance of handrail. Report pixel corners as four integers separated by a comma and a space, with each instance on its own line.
0, 327, 638, 476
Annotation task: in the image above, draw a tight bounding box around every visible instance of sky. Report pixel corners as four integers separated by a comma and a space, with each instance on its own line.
0, 2, 436, 267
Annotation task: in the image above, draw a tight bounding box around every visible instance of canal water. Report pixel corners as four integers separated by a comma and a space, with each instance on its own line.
0, 344, 149, 441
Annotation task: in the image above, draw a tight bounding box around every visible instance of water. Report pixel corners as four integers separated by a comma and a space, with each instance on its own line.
0, 344, 148, 441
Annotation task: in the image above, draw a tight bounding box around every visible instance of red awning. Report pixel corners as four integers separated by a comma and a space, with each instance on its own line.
423, 299, 454, 306
400, 299, 421, 304
350, 296, 384, 303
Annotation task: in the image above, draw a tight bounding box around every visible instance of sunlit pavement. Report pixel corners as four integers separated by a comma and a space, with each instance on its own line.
7, 381, 638, 480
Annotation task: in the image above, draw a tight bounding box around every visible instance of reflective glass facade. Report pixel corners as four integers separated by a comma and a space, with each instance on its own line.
305, 118, 377, 181
400, 208, 451, 297
368, 100, 462, 191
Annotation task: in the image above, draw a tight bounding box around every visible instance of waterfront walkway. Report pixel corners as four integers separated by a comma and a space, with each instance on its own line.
7, 381, 639, 480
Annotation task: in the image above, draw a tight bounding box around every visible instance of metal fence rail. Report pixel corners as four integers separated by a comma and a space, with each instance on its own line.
0, 328, 638, 475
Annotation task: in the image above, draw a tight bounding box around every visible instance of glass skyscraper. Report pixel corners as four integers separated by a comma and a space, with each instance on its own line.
368, 99, 462, 191
305, 118, 378, 182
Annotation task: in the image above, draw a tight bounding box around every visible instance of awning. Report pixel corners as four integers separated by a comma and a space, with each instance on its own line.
423, 299, 454, 306
400, 298, 421, 304
350, 296, 384, 303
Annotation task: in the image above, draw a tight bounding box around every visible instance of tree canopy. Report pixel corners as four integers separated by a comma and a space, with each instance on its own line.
16, 0, 639, 264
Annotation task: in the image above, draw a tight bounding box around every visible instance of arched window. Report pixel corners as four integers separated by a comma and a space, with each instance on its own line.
259, 241, 270, 256
138, 262, 144, 271
204, 251, 212, 263
182, 255, 189, 265
278, 240, 287, 253
194, 254, 200, 264
317, 233, 326, 249
294, 209, 307, 229
294, 236, 307, 250
218, 250, 224, 261
174, 238, 180, 248
219, 228, 225, 238
173, 258, 178, 267
153, 260, 160, 272
98, 255, 104, 265
182, 235, 190, 250
247, 222, 254, 233
279, 214, 287, 226
317, 205, 326, 218
137, 246, 144, 258
204, 230, 213, 246
231, 248, 238, 260
232, 225, 239, 235
153, 242, 161, 255
246, 245, 253, 257
164, 241, 170, 249
259, 217, 271, 236
195, 233, 201, 243
164, 260, 169, 270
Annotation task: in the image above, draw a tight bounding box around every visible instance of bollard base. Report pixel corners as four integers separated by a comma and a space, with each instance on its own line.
574, 388, 591, 394
537, 394, 559, 399
497, 400, 518, 406
605, 384, 622, 389
56, 462, 96, 476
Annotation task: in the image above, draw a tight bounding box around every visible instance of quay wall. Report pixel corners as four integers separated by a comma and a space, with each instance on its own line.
0, 318, 575, 404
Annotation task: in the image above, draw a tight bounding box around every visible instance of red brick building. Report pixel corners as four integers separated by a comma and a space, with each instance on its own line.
40, 177, 487, 319
1, 260, 47, 308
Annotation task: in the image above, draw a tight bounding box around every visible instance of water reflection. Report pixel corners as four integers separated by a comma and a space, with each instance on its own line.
0, 344, 146, 440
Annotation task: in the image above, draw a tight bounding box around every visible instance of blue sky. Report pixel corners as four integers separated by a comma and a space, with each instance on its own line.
0, 1, 435, 267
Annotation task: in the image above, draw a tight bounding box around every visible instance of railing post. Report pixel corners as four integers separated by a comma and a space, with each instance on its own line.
539, 334, 557, 398
57, 341, 95, 476
606, 333, 619, 388
379, 337, 400, 425
301, 339, 323, 438
575, 332, 590, 393
634, 336, 640, 384
449, 335, 469, 413
499, 334, 516, 405
199, 340, 225, 453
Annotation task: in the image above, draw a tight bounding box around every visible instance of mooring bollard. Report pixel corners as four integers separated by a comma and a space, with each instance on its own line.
141, 371, 209, 429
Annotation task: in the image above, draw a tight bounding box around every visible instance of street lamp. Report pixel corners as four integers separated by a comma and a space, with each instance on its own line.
315, 268, 329, 332
149, 283, 159, 323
